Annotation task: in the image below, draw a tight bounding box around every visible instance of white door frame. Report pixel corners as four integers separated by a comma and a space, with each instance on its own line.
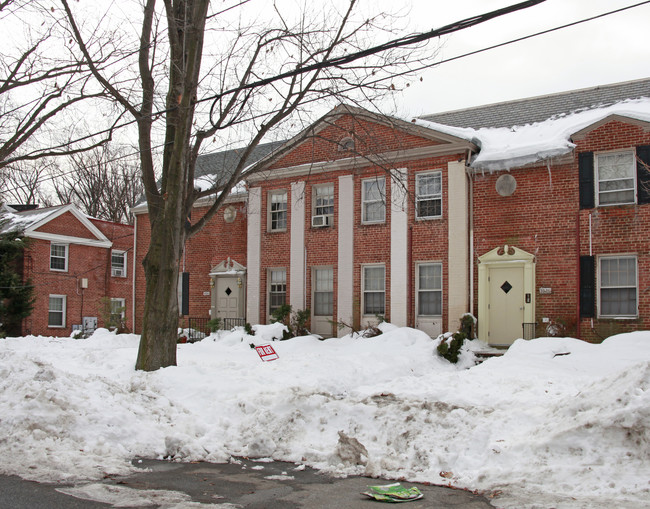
478, 245, 535, 345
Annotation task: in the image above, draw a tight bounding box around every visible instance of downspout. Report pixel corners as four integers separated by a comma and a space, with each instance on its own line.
132, 212, 138, 333
407, 225, 413, 327
589, 212, 593, 331
576, 210, 581, 339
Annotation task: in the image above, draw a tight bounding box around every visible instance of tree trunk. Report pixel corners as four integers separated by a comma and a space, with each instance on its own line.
135, 197, 186, 371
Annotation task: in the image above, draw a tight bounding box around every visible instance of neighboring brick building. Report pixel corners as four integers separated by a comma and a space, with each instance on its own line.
132, 78, 650, 345
1, 204, 134, 336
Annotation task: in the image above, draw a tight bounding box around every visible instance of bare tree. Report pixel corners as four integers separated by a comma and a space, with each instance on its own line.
0, 159, 56, 205
0, 0, 116, 170
58, 0, 542, 370
51, 145, 143, 224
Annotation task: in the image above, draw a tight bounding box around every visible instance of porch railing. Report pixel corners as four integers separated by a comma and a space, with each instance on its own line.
182, 317, 247, 342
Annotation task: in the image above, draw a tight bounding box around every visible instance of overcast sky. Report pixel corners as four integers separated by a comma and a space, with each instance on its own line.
391, 0, 650, 116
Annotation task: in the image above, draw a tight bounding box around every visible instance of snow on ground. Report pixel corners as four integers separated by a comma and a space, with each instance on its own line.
1, 325, 649, 508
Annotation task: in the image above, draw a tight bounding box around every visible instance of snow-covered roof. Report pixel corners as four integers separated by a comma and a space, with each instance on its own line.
414, 97, 650, 171
0, 205, 64, 234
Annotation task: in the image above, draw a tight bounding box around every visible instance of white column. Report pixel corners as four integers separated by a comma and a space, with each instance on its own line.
337, 175, 354, 335
290, 181, 305, 310
447, 160, 469, 332
246, 187, 262, 325
390, 168, 408, 326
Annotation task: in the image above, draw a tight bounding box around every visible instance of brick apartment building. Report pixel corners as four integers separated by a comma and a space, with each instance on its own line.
1, 204, 134, 336
132, 78, 650, 345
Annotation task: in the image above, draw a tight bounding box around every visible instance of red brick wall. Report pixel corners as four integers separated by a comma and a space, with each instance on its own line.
471, 119, 650, 342
132, 199, 248, 333
269, 114, 436, 170
21, 213, 134, 337
33, 211, 98, 240
575, 120, 650, 341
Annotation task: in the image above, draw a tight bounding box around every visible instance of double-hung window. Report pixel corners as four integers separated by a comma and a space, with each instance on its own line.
48, 295, 66, 327
50, 243, 68, 271
362, 177, 386, 223
417, 263, 442, 316
596, 152, 636, 206
269, 190, 287, 231
363, 265, 385, 315
313, 184, 334, 226
416, 172, 442, 219
313, 268, 334, 316
599, 256, 637, 317
111, 251, 127, 277
269, 269, 287, 315
110, 298, 126, 324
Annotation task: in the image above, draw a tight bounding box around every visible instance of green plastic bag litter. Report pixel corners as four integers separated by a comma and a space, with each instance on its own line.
362, 483, 423, 503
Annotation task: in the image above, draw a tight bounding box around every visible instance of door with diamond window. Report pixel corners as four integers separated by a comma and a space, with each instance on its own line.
487, 266, 524, 345
213, 276, 242, 319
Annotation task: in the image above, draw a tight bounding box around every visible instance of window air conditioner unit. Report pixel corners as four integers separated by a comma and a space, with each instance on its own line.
112, 268, 124, 277
311, 215, 331, 227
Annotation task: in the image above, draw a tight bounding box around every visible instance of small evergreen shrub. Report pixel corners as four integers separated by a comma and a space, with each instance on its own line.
437, 331, 466, 364
244, 322, 254, 336
207, 318, 221, 332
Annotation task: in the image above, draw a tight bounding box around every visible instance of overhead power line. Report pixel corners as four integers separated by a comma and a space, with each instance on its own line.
5, 0, 650, 195
207, 0, 547, 125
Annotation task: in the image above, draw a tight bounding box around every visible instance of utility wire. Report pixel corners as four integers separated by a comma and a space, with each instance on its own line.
4, 0, 650, 196
206, 0, 547, 125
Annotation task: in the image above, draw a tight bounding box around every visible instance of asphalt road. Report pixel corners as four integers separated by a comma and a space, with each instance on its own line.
0, 458, 496, 508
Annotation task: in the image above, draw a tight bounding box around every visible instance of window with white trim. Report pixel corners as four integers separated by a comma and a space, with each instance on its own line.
111, 251, 127, 277
362, 177, 385, 223
50, 243, 68, 271
313, 184, 334, 224
269, 190, 287, 231
596, 151, 636, 206
268, 269, 287, 315
363, 265, 385, 315
599, 256, 637, 317
313, 267, 333, 316
416, 172, 442, 219
48, 295, 66, 327
417, 263, 442, 316
110, 298, 126, 322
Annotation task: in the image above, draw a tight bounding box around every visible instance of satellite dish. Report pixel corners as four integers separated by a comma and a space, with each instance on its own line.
496, 174, 517, 197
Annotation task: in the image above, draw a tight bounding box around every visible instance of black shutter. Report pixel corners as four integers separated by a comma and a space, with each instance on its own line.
579, 256, 595, 318
181, 272, 190, 316
578, 152, 594, 209
636, 145, 650, 205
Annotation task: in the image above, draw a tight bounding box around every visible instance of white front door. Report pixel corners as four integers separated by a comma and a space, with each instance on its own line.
487, 265, 524, 345
212, 276, 242, 319
311, 267, 334, 337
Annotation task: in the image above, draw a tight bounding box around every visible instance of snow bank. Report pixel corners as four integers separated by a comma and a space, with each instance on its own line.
1, 327, 649, 508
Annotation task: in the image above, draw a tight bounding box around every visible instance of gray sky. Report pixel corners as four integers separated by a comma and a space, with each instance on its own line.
392, 0, 650, 116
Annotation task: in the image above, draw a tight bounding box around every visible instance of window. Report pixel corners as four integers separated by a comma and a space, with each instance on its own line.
599, 256, 637, 317
313, 268, 334, 316
313, 184, 334, 225
363, 265, 385, 315
111, 251, 127, 277
269, 269, 287, 315
50, 243, 68, 271
416, 172, 442, 218
48, 295, 66, 327
110, 298, 126, 324
596, 152, 636, 206
269, 190, 287, 231
417, 263, 442, 316
362, 177, 385, 223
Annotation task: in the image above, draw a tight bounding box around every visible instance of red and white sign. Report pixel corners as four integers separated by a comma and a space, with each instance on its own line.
255, 344, 279, 362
